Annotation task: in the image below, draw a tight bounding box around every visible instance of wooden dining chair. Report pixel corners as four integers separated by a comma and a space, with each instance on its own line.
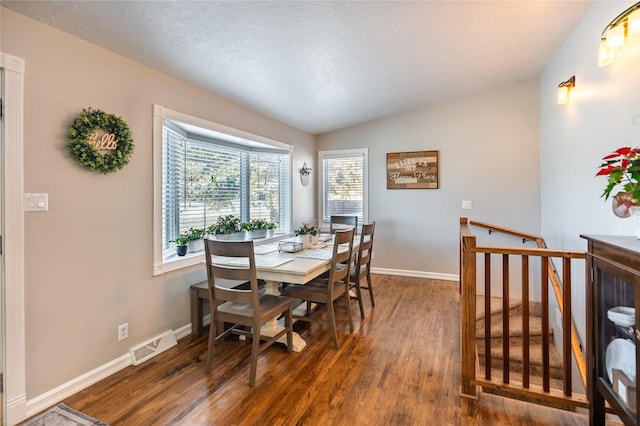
204, 239, 293, 386
281, 228, 355, 349
329, 215, 358, 234
350, 222, 376, 318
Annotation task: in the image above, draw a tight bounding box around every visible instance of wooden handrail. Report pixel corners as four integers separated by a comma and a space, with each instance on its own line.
472, 245, 586, 259
459, 217, 588, 410
465, 219, 587, 390
469, 220, 540, 242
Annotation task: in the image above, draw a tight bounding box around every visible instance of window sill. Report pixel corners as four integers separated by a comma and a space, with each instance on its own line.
153, 233, 291, 276
154, 251, 205, 276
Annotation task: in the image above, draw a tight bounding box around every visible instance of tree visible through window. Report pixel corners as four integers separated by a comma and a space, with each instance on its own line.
319, 149, 368, 228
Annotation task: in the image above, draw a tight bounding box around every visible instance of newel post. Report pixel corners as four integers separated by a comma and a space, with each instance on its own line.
460, 218, 478, 414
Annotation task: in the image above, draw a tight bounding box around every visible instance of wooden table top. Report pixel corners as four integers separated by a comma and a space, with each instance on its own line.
211, 238, 355, 284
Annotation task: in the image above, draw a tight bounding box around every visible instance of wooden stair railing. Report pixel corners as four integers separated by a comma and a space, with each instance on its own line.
468, 220, 588, 392
460, 218, 588, 415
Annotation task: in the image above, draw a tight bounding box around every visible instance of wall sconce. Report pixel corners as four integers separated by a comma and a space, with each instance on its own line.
557, 76, 575, 105
598, 2, 640, 67
299, 162, 311, 187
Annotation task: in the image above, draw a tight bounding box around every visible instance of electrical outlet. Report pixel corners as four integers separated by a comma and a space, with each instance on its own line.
555, 309, 562, 330
118, 323, 129, 341
461, 200, 472, 209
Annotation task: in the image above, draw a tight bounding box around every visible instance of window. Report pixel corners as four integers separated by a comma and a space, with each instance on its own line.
318, 149, 368, 229
153, 106, 291, 274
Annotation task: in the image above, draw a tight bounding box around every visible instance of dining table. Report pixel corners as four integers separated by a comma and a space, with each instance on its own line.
210, 234, 356, 351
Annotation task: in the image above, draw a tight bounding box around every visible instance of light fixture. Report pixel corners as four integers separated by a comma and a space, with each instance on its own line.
598, 2, 640, 67
557, 76, 575, 105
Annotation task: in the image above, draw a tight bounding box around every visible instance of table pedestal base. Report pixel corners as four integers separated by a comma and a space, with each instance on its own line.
258, 280, 307, 352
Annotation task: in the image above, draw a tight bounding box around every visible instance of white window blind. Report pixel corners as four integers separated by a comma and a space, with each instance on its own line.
319, 149, 368, 227
161, 118, 290, 262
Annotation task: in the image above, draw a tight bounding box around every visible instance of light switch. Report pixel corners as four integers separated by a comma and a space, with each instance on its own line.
461, 200, 473, 210
24, 193, 48, 212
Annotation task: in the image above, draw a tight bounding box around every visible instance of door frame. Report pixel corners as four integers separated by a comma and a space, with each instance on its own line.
1, 52, 26, 425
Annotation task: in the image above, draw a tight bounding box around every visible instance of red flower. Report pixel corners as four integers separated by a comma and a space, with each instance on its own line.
596, 165, 614, 176
616, 147, 632, 155
597, 146, 640, 204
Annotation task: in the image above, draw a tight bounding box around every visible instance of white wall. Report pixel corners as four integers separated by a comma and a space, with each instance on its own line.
1, 8, 316, 401
541, 0, 640, 340
318, 79, 542, 279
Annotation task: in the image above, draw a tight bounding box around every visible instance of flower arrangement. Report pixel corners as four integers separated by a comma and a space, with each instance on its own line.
597, 146, 640, 217
207, 214, 243, 235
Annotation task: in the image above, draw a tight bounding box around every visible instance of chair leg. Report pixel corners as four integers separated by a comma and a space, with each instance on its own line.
344, 287, 354, 331
353, 278, 365, 319
249, 327, 260, 386
366, 270, 375, 307
206, 316, 217, 371
327, 298, 339, 349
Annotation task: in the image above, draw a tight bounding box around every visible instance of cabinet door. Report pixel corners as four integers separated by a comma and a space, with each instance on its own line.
593, 256, 639, 424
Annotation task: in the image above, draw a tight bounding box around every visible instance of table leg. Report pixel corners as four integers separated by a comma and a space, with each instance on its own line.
264, 280, 306, 352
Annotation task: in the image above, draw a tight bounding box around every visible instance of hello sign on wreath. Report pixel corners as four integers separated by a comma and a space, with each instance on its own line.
67, 107, 135, 174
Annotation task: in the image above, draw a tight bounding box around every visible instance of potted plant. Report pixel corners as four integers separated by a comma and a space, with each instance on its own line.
207, 215, 245, 240
294, 224, 318, 248
597, 146, 640, 218
171, 235, 189, 257
185, 227, 206, 252
245, 218, 277, 239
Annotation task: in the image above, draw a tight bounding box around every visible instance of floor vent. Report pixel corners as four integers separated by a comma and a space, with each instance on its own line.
130, 330, 177, 366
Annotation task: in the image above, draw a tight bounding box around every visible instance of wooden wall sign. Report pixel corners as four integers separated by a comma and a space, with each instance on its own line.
386, 150, 439, 189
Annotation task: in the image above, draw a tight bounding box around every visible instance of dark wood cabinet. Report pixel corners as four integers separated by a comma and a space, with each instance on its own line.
583, 235, 640, 426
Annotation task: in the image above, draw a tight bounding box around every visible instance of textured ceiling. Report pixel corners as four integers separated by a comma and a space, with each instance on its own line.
4, 1, 592, 134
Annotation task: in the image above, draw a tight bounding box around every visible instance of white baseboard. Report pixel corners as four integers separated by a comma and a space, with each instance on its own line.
174, 323, 193, 341
25, 353, 131, 417
6, 393, 27, 426
370, 267, 459, 282
24, 324, 201, 418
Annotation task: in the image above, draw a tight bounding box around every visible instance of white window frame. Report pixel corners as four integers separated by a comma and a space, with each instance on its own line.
152, 105, 292, 275
317, 148, 368, 231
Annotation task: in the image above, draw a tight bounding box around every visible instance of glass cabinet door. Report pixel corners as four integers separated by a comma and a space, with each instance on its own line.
596, 262, 638, 420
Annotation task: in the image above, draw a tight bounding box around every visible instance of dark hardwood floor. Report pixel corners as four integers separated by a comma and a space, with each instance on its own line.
51, 276, 596, 425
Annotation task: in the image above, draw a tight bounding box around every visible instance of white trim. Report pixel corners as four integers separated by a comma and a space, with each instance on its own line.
371, 267, 459, 282
154, 105, 291, 151
25, 354, 131, 418
1, 52, 26, 426
25, 324, 197, 417
173, 323, 194, 341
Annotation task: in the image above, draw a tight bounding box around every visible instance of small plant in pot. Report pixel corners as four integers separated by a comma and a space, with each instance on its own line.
294, 224, 318, 247
171, 235, 189, 257
207, 215, 245, 240
245, 218, 277, 239
185, 227, 206, 252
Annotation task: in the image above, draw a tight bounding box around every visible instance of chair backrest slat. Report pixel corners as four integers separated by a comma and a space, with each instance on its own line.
356, 223, 375, 272
328, 229, 355, 289
330, 215, 358, 234
204, 239, 260, 308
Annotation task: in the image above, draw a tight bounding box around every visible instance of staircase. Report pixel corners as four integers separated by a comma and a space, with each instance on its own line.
475, 296, 564, 389
460, 218, 588, 414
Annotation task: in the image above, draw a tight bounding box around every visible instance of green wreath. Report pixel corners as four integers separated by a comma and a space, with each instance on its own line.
67, 108, 134, 174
